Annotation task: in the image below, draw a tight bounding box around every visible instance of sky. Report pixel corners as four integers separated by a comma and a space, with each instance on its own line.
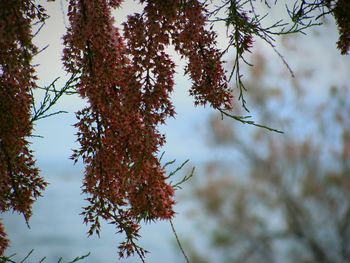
2, 1, 350, 262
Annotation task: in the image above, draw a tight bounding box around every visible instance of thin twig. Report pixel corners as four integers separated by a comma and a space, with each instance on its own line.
170, 220, 190, 263
20, 249, 34, 263
219, 109, 284, 133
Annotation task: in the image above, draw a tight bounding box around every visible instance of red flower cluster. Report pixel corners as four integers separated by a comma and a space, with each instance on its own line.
0, 223, 8, 254
63, 0, 232, 258
0, 0, 47, 254
334, 0, 350, 54
173, 1, 233, 109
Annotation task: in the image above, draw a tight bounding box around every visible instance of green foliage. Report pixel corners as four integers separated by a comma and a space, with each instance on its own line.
0, 250, 90, 263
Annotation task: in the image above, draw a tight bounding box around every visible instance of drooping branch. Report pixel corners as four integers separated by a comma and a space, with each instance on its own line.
0, 0, 48, 253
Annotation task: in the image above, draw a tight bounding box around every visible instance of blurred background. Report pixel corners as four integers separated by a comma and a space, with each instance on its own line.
2, 1, 350, 262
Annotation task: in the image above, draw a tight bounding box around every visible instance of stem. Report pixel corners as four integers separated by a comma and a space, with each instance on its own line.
170, 219, 190, 263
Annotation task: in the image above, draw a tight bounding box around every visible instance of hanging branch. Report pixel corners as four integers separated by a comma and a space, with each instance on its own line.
0, 249, 90, 263
209, 0, 324, 112
30, 73, 78, 123
219, 109, 284, 133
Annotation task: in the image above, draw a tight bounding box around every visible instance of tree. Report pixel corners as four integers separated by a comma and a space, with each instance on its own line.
0, 0, 349, 261
182, 43, 350, 262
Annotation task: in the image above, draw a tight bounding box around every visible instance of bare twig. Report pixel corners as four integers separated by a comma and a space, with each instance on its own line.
170, 220, 190, 263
